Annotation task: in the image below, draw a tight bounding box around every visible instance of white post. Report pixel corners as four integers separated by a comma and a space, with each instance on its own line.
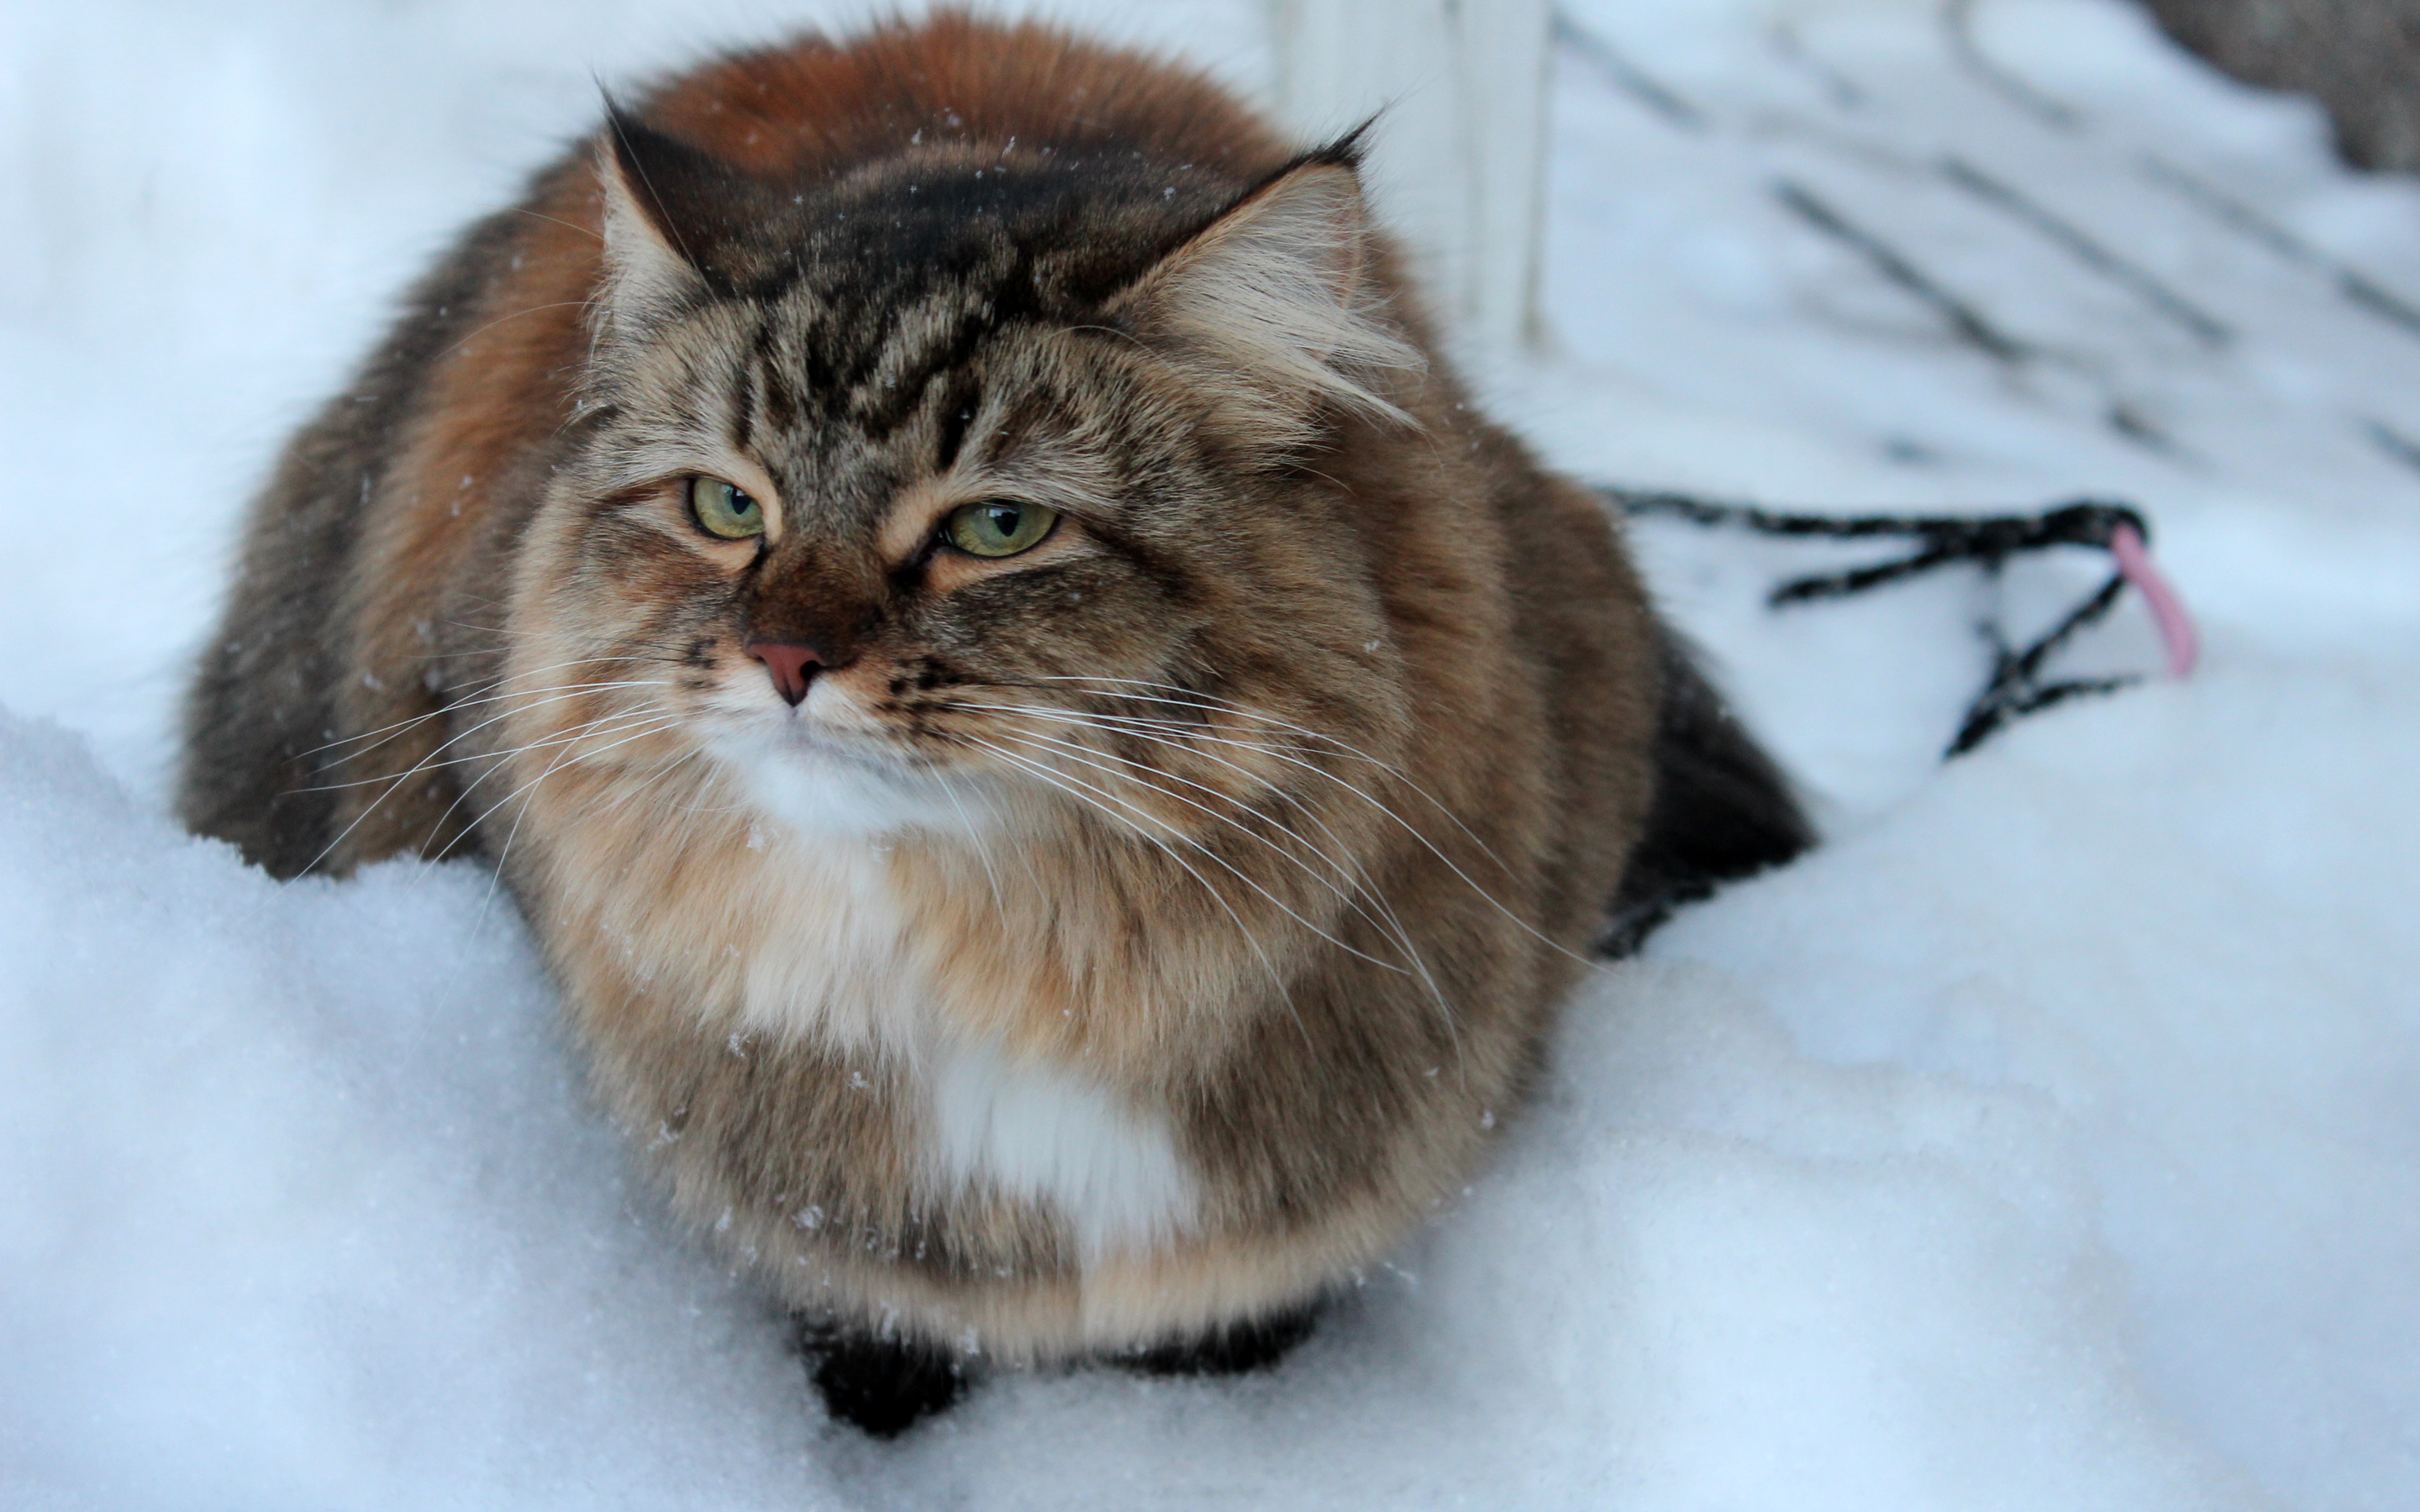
1269, 0, 1553, 350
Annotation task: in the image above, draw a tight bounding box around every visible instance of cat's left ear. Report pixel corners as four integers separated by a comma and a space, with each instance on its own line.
1116, 146, 1423, 446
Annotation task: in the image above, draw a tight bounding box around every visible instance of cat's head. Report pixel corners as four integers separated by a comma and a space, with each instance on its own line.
503, 109, 1428, 848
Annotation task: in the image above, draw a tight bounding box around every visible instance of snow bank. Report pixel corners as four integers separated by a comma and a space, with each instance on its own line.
1661, 654, 2420, 1512
3, 686, 2299, 1511
0, 710, 836, 1509
3, 0, 2417, 1507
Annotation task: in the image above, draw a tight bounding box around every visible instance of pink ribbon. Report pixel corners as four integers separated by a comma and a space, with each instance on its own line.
2107, 523, 2198, 679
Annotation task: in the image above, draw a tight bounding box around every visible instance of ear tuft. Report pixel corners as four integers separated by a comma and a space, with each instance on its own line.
1300, 116, 1379, 173
1118, 158, 1423, 447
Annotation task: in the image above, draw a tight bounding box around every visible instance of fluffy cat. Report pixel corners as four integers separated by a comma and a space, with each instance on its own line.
180, 12, 1807, 1434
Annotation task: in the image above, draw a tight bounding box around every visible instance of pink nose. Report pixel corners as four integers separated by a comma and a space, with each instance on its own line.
747, 640, 827, 706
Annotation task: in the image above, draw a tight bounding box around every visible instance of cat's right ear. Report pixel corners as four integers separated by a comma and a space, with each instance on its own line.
594, 106, 738, 342
1113, 142, 1423, 454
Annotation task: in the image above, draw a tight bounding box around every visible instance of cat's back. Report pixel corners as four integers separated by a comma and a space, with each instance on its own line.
639, 15, 1288, 181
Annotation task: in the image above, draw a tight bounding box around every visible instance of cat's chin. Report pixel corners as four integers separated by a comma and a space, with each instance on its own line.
711, 730, 988, 843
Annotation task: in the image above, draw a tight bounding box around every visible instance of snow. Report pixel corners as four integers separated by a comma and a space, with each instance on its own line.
3, 0, 2416, 1507
0, 712, 836, 1509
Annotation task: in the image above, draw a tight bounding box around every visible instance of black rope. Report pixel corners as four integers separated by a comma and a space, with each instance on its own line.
1602, 487, 2156, 758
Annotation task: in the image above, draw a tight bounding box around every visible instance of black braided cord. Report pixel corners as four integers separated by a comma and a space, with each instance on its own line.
1601, 488, 2154, 757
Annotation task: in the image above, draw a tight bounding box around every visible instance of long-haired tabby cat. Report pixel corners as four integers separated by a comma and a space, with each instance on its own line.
181, 11, 1807, 1435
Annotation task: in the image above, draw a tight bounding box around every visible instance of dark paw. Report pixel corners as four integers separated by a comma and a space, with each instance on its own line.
795, 1318, 969, 1438
1118, 1304, 1320, 1378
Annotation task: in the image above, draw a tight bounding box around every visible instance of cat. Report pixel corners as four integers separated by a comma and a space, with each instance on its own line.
178, 11, 1809, 1436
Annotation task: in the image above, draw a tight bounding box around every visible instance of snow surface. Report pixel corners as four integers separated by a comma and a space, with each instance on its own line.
4, 0, 2417, 1506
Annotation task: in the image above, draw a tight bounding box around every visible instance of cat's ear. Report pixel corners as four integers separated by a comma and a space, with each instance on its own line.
1118, 148, 1423, 446
594, 106, 767, 340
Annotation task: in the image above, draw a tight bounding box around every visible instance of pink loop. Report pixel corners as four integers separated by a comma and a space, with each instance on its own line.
2108, 523, 2198, 679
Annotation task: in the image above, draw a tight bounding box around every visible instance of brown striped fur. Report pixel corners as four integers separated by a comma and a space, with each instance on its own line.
179, 13, 1752, 1368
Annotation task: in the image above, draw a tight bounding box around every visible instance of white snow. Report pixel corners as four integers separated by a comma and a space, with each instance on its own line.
3, 1, 2416, 1507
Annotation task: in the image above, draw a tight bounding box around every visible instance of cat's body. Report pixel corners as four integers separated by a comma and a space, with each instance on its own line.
182, 13, 1806, 1421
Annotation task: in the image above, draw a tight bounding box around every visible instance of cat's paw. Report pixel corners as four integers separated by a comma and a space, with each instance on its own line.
794, 1317, 971, 1437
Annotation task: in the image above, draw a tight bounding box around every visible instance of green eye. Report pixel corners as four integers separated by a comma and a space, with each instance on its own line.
688, 476, 765, 539
944, 499, 1059, 558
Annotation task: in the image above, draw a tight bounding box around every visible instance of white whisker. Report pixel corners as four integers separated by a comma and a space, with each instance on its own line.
973, 722, 1413, 977
287, 694, 670, 879
944, 701, 1463, 1045
1018, 674, 1518, 874
944, 731, 1314, 1050
939, 777, 1008, 923
303, 656, 670, 763
946, 685, 1605, 978
422, 706, 687, 858
471, 713, 691, 930
304, 680, 674, 782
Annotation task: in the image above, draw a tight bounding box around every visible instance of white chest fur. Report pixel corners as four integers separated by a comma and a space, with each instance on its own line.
727, 814, 1198, 1268
928, 1040, 1197, 1263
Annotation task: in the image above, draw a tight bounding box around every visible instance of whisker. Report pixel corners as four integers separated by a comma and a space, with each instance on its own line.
1097, 703, 1603, 974
523, 743, 713, 869
944, 697, 1457, 906
938, 777, 1008, 923
281, 693, 671, 878
1005, 675, 1517, 874
467, 714, 691, 928
305, 676, 674, 770
943, 731, 1313, 1049
971, 722, 1413, 976
949, 701, 1462, 1044
298, 695, 671, 852
971, 711, 1351, 879
955, 708, 1462, 1048
301, 654, 671, 759
512, 207, 605, 243
439, 300, 592, 362
944, 686, 1604, 977
424, 706, 687, 857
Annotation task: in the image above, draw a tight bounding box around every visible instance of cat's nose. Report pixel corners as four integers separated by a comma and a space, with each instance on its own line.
747, 640, 828, 706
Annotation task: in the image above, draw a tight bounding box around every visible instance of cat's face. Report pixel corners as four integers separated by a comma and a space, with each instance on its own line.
500, 131, 1422, 847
